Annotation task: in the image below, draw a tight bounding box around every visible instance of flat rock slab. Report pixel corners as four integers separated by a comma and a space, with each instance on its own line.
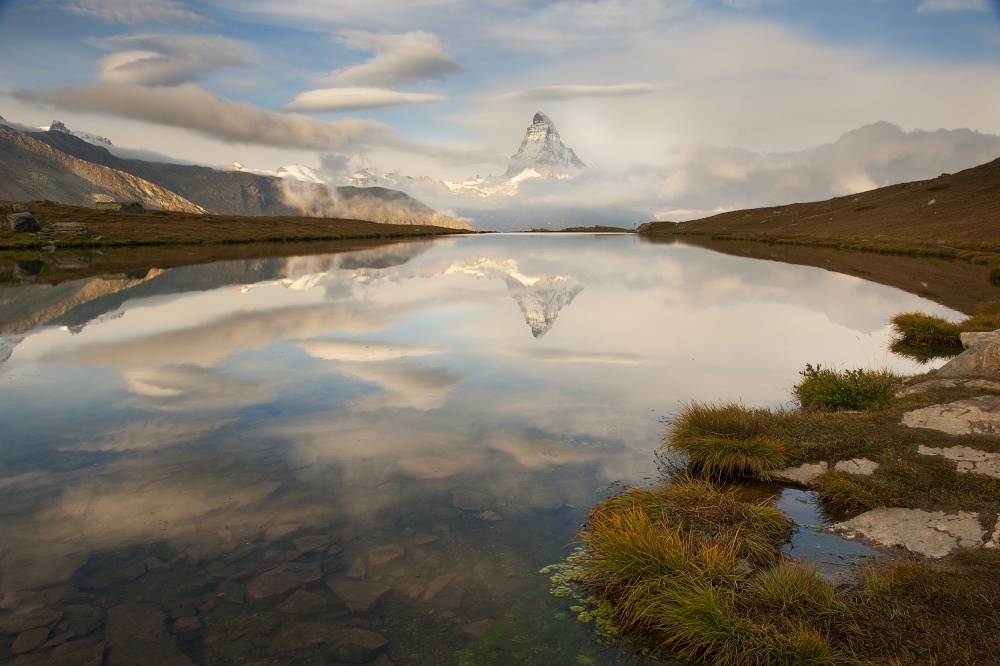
770, 461, 828, 486
902, 395, 1000, 436
367, 544, 405, 568
831, 508, 984, 558
934, 341, 1000, 378
896, 378, 1000, 397
917, 444, 1000, 479
834, 458, 879, 476
247, 562, 323, 601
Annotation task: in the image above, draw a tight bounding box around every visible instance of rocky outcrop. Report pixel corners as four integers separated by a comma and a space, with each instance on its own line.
934, 331, 1000, 378
7, 211, 40, 232
93, 201, 144, 213
902, 395, 1000, 436
917, 444, 1000, 479
831, 507, 984, 558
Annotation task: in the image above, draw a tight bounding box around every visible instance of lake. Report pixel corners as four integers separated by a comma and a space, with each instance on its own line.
0, 234, 959, 664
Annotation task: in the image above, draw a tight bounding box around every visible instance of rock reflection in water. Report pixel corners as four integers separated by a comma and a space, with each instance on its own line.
0, 234, 964, 664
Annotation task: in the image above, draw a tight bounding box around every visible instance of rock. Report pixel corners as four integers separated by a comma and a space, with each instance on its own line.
214, 580, 245, 604
92, 201, 144, 213
63, 604, 105, 637
171, 616, 202, 633
10, 626, 49, 654
0, 591, 46, 612
327, 579, 391, 613
105, 603, 192, 665
50, 222, 90, 236
934, 341, 1000, 377
960, 330, 1000, 348
367, 544, 405, 568
475, 511, 502, 522
413, 533, 440, 546
917, 444, 1000, 479
460, 619, 493, 641
833, 458, 879, 476
7, 212, 40, 232
902, 396, 1000, 436
422, 573, 458, 602
451, 490, 493, 512
770, 461, 828, 486
276, 589, 327, 614
324, 627, 389, 663
0, 609, 62, 635
292, 534, 332, 554
895, 378, 1000, 397
269, 621, 331, 654
346, 558, 367, 580
831, 508, 984, 558
247, 562, 323, 601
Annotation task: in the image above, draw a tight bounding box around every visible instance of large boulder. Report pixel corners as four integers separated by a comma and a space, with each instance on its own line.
7, 212, 40, 232
934, 341, 1000, 378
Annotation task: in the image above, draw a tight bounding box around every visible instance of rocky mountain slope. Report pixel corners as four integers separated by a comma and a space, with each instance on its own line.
0, 127, 206, 213
0, 122, 471, 230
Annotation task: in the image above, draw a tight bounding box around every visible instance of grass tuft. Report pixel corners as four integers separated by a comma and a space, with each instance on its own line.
792, 364, 898, 411
813, 471, 891, 514
666, 402, 786, 480
890, 312, 962, 346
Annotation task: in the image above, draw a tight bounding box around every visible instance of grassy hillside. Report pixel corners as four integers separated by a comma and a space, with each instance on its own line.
641, 156, 1000, 256
0, 200, 470, 250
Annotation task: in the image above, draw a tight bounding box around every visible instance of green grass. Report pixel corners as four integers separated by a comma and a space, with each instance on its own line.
666, 402, 787, 480
890, 312, 962, 346
792, 364, 898, 411
813, 471, 894, 515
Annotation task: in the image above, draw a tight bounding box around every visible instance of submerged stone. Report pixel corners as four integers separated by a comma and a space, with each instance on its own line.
451, 490, 493, 512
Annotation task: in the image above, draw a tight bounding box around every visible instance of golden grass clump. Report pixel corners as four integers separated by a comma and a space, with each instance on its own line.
666, 402, 787, 480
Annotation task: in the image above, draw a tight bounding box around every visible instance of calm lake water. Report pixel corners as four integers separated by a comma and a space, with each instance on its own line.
0, 234, 959, 664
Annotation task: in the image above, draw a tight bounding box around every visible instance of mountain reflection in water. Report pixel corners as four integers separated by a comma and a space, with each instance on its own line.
0, 234, 960, 664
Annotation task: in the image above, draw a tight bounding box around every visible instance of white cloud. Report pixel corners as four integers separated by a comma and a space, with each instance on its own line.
96, 34, 251, 86
323, 30, 461, 87
283, 87, 447, 112
492, 83, 657, 103
60, 0, 209, 24
14, 83, 396, 151
917, 0, 989, 12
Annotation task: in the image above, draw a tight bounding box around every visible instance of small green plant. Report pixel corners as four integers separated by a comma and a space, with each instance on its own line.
793, 364, 898, 411
666, 402, 786, 480
890, 312, 962, 346
961, 300, 1000, 331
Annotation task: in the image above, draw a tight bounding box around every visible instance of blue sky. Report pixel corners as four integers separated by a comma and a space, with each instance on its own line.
1, 0, 999, 218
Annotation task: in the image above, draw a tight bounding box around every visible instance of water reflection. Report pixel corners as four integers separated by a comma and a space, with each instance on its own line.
0, 235, 961, 664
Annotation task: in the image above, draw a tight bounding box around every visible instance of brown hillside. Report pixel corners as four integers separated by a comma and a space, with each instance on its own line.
642, 156, 1000, 253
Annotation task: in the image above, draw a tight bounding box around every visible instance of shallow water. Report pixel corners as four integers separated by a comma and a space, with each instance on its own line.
0, 234, 958, 664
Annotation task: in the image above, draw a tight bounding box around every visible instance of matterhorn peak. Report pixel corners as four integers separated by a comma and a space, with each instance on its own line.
504, 111, 586, 179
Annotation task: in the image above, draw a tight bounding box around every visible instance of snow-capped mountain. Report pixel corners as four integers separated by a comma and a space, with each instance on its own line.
225, 160, 324, 184
347, 111, 588, 201
45, 120, 114, 148
503, 112, 587, 180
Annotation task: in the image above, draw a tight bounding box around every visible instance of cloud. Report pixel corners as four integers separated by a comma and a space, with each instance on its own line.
59, 0, 209, 24
295, 338, 443, 361
13, 83, 396, 151
282, 87, 447, 112
68, 417, 234, 452
323, 30, 462, 87
916, 0, 989, 12
342, 361, 465, 411
499, 348, 645, 364
95, 34, 252, 86
492, 83, 657, 103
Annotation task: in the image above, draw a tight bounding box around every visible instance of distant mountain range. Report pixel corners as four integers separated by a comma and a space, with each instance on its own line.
347, 111, 588, 201
0, 120, 472, 230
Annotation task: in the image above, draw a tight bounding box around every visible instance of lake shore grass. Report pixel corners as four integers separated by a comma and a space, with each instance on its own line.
0, 199, 471, 250
567, 360, 1000, 664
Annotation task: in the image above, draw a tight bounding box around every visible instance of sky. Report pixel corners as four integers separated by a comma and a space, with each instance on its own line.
1, 0, 999, 221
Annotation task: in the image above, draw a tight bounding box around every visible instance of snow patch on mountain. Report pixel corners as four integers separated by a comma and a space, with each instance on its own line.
225, 160, 324, 184
44, 120, 114, 148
